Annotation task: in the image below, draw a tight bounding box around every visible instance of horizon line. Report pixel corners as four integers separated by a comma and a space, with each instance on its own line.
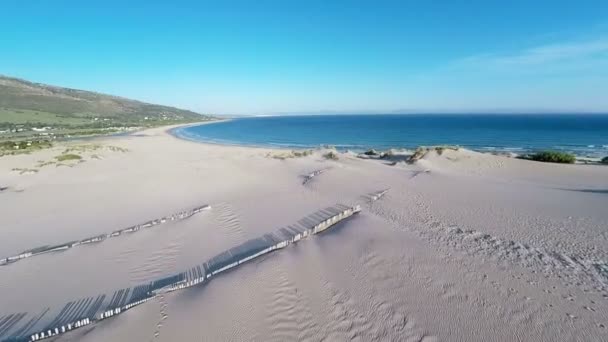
221, 111, 608, 118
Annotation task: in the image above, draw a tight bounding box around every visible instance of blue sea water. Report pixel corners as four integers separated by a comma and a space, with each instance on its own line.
173, 114, 608, 157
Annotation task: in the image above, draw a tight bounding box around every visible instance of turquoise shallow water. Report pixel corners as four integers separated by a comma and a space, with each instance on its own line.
173, 114, 608, 157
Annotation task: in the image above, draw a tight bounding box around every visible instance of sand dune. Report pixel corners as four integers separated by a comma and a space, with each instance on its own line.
0, 126, 607, 341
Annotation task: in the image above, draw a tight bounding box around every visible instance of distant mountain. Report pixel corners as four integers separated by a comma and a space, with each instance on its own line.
0, 75, 212, 128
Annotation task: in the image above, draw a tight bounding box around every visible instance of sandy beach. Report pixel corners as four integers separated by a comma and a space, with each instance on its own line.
1, 124, 607, 341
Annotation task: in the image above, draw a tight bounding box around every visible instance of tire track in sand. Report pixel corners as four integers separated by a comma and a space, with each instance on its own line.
368, 195, 608, 336
370, 193, 608, 295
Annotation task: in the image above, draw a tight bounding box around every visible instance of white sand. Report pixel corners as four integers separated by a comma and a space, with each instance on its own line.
0, 125, 607, 341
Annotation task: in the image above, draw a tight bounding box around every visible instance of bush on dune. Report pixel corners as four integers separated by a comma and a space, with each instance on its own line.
55, 153, 82, 162
527, 151, 575, 164
269, 149, 313, 160
323, 151, 339, 160
407, 146, 459, 164
407, 148, 427, 163
293, 150, 312, 157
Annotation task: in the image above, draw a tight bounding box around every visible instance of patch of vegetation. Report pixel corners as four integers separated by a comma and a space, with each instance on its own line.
0, 140, 53, 156
525, 151, 576, 164
380, 150, 394, 159
11, 168, 39, 175
270, 153, 288, 160
407, 146, 460, 163
63, 144, 103, 154
601, 156, 608, 165
36, 160, 56, 167
323, 151, 339, 161
407, 148, 427, 163
107, 146, 129, 153
293, 150, 312, 157
358, 149, 395, 160
269, 149, 313, 160
55, 154, 82, 162
63, 144, 129, 154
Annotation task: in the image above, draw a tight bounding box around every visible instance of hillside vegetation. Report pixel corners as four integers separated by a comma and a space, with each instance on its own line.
0, 75, 214, 142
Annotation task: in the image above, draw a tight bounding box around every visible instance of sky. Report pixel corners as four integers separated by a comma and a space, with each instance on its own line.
1, 0, 608, 115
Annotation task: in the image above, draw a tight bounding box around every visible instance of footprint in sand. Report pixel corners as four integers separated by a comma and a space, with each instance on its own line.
152, 295, 168, 340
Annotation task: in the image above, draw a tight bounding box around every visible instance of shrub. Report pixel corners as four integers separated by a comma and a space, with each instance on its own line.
364, 149, 378, 156
36, 160, 56, 167
380, 150, 394, 159
407, 146, 459, 163
323, 151, 339, 160
12, 168, 39, 175
407, 147, 427, 163
107, 146, 129, 153
270, 150, 312, 160
528, 151, 575, 164
293, 150, 312, 157
433, 145, 459, 155
601, 156, 608, 164
55, 153, 82, 162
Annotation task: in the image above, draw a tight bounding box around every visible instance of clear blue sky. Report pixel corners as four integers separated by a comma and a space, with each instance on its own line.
2, 0, 607, 114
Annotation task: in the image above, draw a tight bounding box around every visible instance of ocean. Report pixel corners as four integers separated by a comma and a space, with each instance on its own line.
173, 114, 608, 157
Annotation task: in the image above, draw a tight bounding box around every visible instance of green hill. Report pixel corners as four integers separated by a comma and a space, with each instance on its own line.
0, 75, 213, 139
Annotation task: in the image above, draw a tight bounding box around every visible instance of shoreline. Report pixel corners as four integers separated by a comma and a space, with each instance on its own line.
164, 119, 230, 136
166, 119, 292, 152
169, 121, 606, 164
169, 118, 608, 159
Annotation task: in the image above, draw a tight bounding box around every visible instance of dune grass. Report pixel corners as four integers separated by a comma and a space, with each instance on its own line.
526, 151, 576, 164
268, 149, 313, 160
407, 146, 460, 163
323, 151, 339, 160
12, 167, 39, 175
63, 144, 129, 154
55, 153, 82, 162
36, 160, 56, 167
